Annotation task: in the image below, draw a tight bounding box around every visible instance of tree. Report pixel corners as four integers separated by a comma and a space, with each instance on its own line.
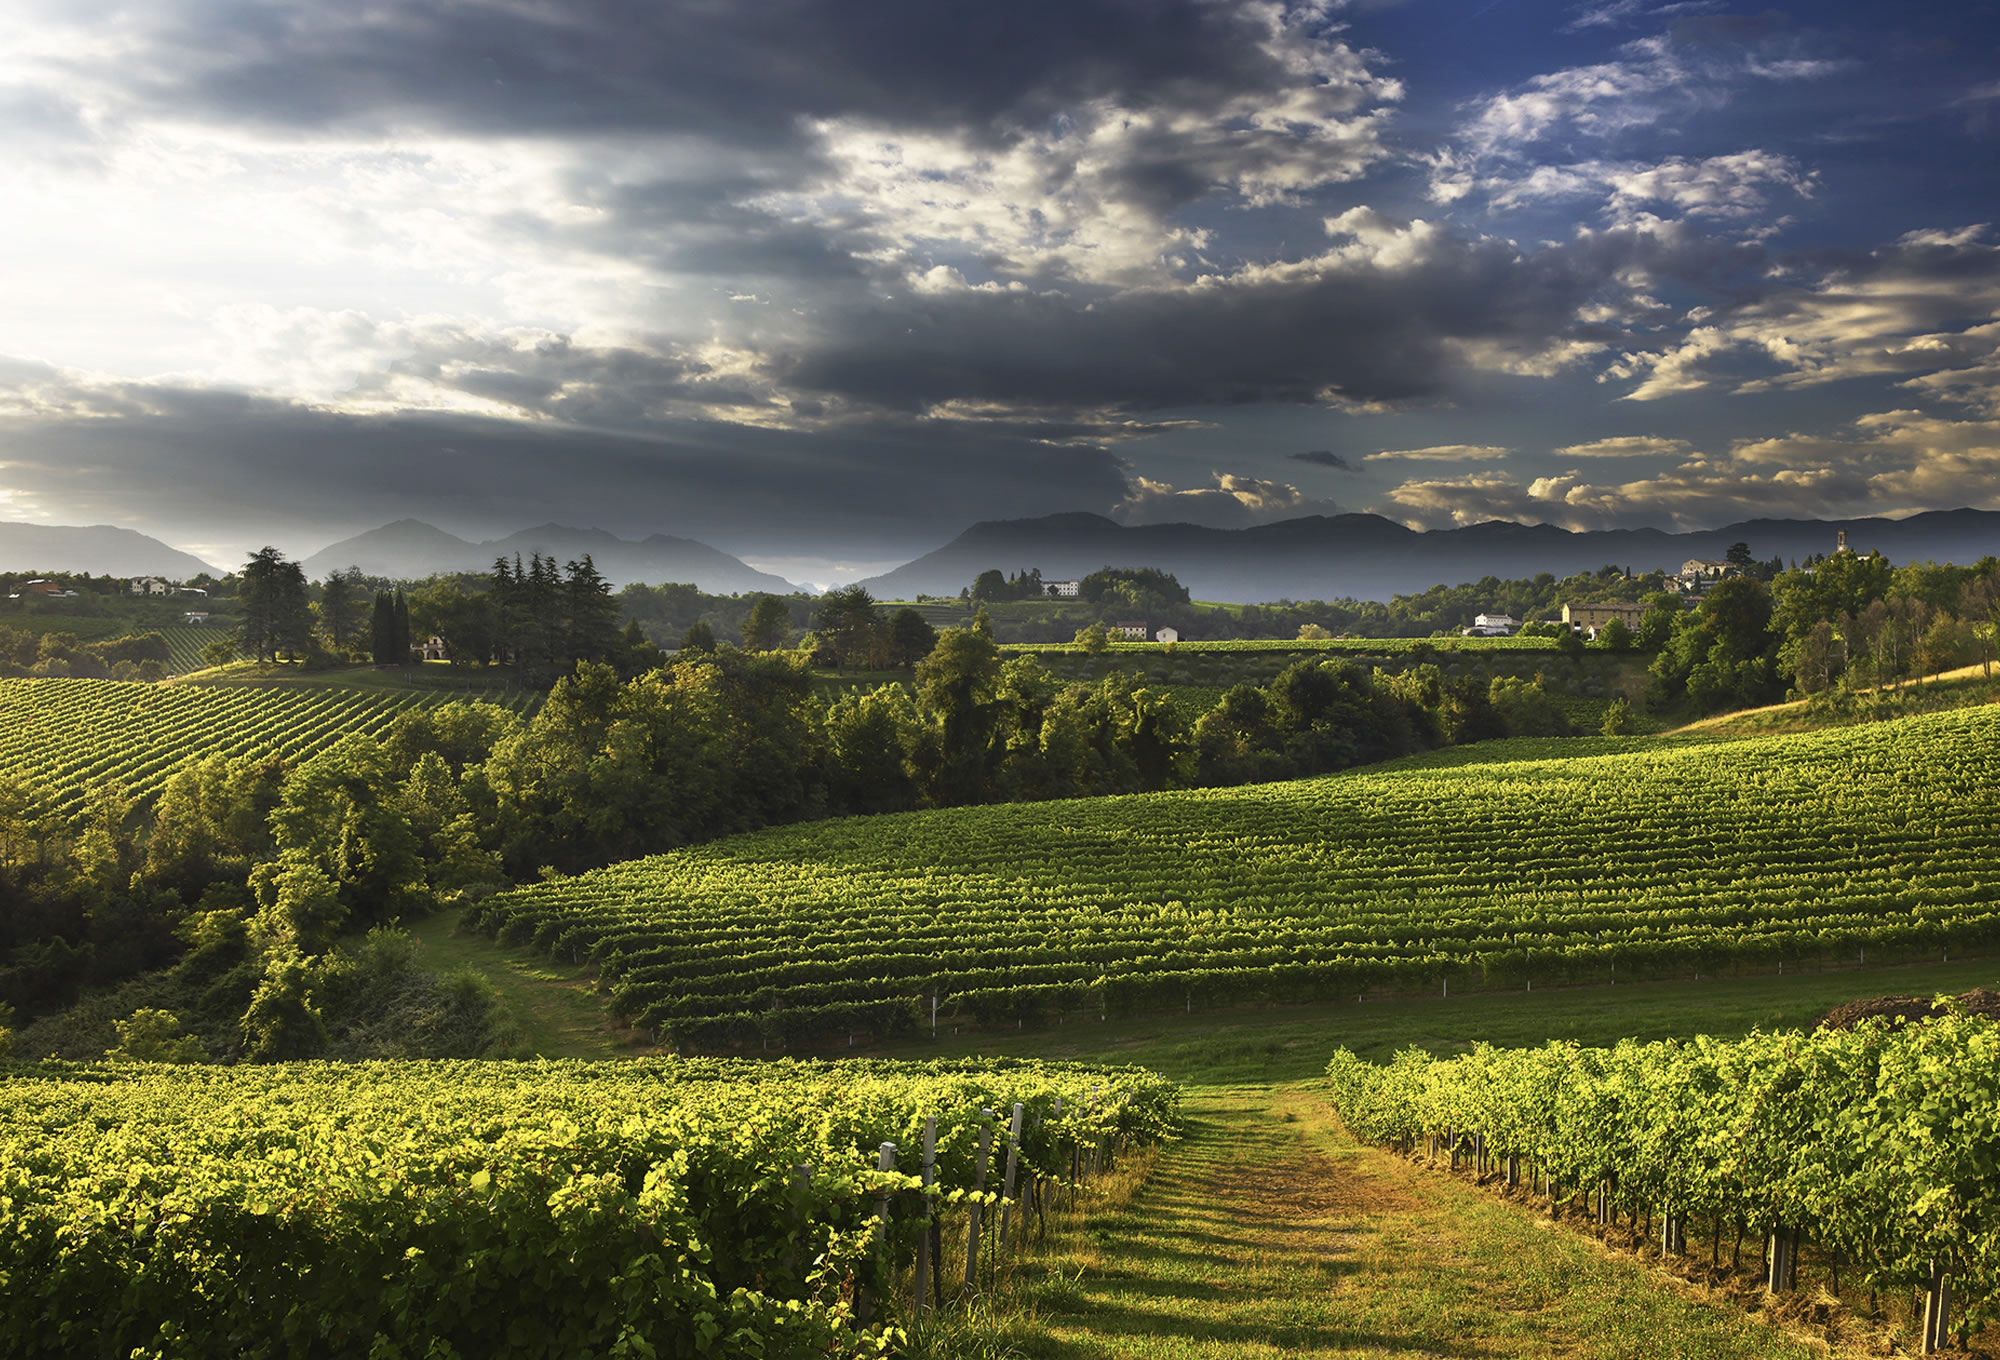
814, 586, 882, 669
1725, 541, 1755, 570
107, 1008, 206, 1063
1073, 621, 1110, 655
236, 547, 312, 663
393, 589, 412, 662
1598, 617, 1633, 651
887, 608, 938, 667
200, 639, 236, 669
317, 568, 366, 654
970, 569, 1009, 603
681, 619, 716, 654
564, 555, 621, 664
742, 595, 792, 651
370, 590, 395, 664
1600, 696, 1633, 735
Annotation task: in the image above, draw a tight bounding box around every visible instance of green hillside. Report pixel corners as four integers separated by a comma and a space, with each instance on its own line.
0, 677, 460, 813
472, 706, 2000, 1047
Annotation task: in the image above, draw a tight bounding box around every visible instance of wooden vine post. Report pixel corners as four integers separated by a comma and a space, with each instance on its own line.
913, 1116, 937, 1318
1921, 1258, 1952, 1354
997, 1103, 1026, 1249
858, 1142, 897, 1328
1765, 1223, 1797, 1294
964, 1109, 993, 1288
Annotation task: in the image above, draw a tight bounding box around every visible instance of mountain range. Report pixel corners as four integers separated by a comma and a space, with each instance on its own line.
0, 522, 222, 579
299, 520, 801, 594
856, 509, 2000, 603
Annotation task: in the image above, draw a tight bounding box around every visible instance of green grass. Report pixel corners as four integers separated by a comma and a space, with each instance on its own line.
403, 911, 629, 1059
914, 1086, 1835, 1360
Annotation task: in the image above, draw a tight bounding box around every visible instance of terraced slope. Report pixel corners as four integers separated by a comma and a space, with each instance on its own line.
473, 708, 2000, 1046
0, 676, 442, 812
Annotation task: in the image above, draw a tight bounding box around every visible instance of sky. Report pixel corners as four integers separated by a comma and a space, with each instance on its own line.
0, 0, 1996, 586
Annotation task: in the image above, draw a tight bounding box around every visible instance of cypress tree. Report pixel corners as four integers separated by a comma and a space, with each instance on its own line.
393, 589, 412, 662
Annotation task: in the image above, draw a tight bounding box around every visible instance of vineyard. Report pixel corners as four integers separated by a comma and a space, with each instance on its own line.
1325, 1014, 2000, 1350
0, 1055, 1176, 1359
0, 677, 471, 814
152, 626, 218, 675
472, 706, 2000, 1047
1000, 635, 1569, 656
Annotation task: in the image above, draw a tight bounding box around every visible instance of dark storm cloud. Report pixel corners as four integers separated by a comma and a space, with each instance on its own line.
773, 226, 1618, 414
108, 1, 1344, 149
0, 376, 1133, 558
1287, 450, 1353, 470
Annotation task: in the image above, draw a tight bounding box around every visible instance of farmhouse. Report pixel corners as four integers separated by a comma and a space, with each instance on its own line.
22, 579, 64, 597
129, 577, 171, 597
416, 635, 449, 662
1044, 579, 1081, 598
1110, 621, 1148, 641
1463, 612, 1516, 636
1561, 601, 1649, 632
1155, 627, 1179, 644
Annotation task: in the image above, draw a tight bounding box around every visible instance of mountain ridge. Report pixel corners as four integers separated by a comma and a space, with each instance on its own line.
856, 508, 2000, 603
301, 521, 802, 593
0, 522, 222, 579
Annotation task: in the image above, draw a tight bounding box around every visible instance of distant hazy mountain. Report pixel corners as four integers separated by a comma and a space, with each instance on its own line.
0, 521, 221, 579
301, 520, 802, 593
857, 509, 2000, 604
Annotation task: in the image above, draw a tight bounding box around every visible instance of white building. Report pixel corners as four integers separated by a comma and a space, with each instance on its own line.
1111, 621, 1148, 641
130, 577, 170, 597
1155, 627, 1180, 644
1464, 612, 1517, 636
1045, 579, 1081, 598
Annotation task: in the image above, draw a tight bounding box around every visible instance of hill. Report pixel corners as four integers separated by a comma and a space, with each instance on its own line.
857, 507, 2000, 603
0, 522, 220, 579
473, 705, 2000, 1047
0, 676, 506, 814
300, 519, 802, 593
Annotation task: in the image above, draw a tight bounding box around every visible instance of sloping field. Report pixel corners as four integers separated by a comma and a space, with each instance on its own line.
0, 676, 441, 813
473, 707, 2000, 1046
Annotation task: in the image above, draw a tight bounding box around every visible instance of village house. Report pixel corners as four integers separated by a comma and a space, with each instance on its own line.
129, 577, 171, 597
416, 635, 449, 662
1110, 621, 1148, 641
1154, 626, 1180, 644
1044, 579, 1081, 598
1561, 601, 1649, 634
1463, 612, 1517, 636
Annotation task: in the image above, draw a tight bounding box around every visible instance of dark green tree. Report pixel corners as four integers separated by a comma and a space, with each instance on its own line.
814, 586, 883, 669
682, 619, 716, 654
887, 607, 938, 667
236, 547, 312, 663
742, 595, 792, 651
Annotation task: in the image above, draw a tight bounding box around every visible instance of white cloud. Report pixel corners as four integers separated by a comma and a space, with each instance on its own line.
1363, 444, 1511, 462
1554, 435, 1692, 458
1114, 471, 1335, 528
1380, 405, 2000, 530
1602, 226, 2000, 402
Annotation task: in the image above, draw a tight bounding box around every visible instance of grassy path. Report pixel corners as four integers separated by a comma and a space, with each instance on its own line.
972, 1083, 1830, 1360
405, 911, 629, 1060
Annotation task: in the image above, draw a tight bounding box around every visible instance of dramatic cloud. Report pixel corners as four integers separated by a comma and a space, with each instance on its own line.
0, 0, 1993, 568
1114, 472, 1337, 529
1604, 226, 2000, 401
